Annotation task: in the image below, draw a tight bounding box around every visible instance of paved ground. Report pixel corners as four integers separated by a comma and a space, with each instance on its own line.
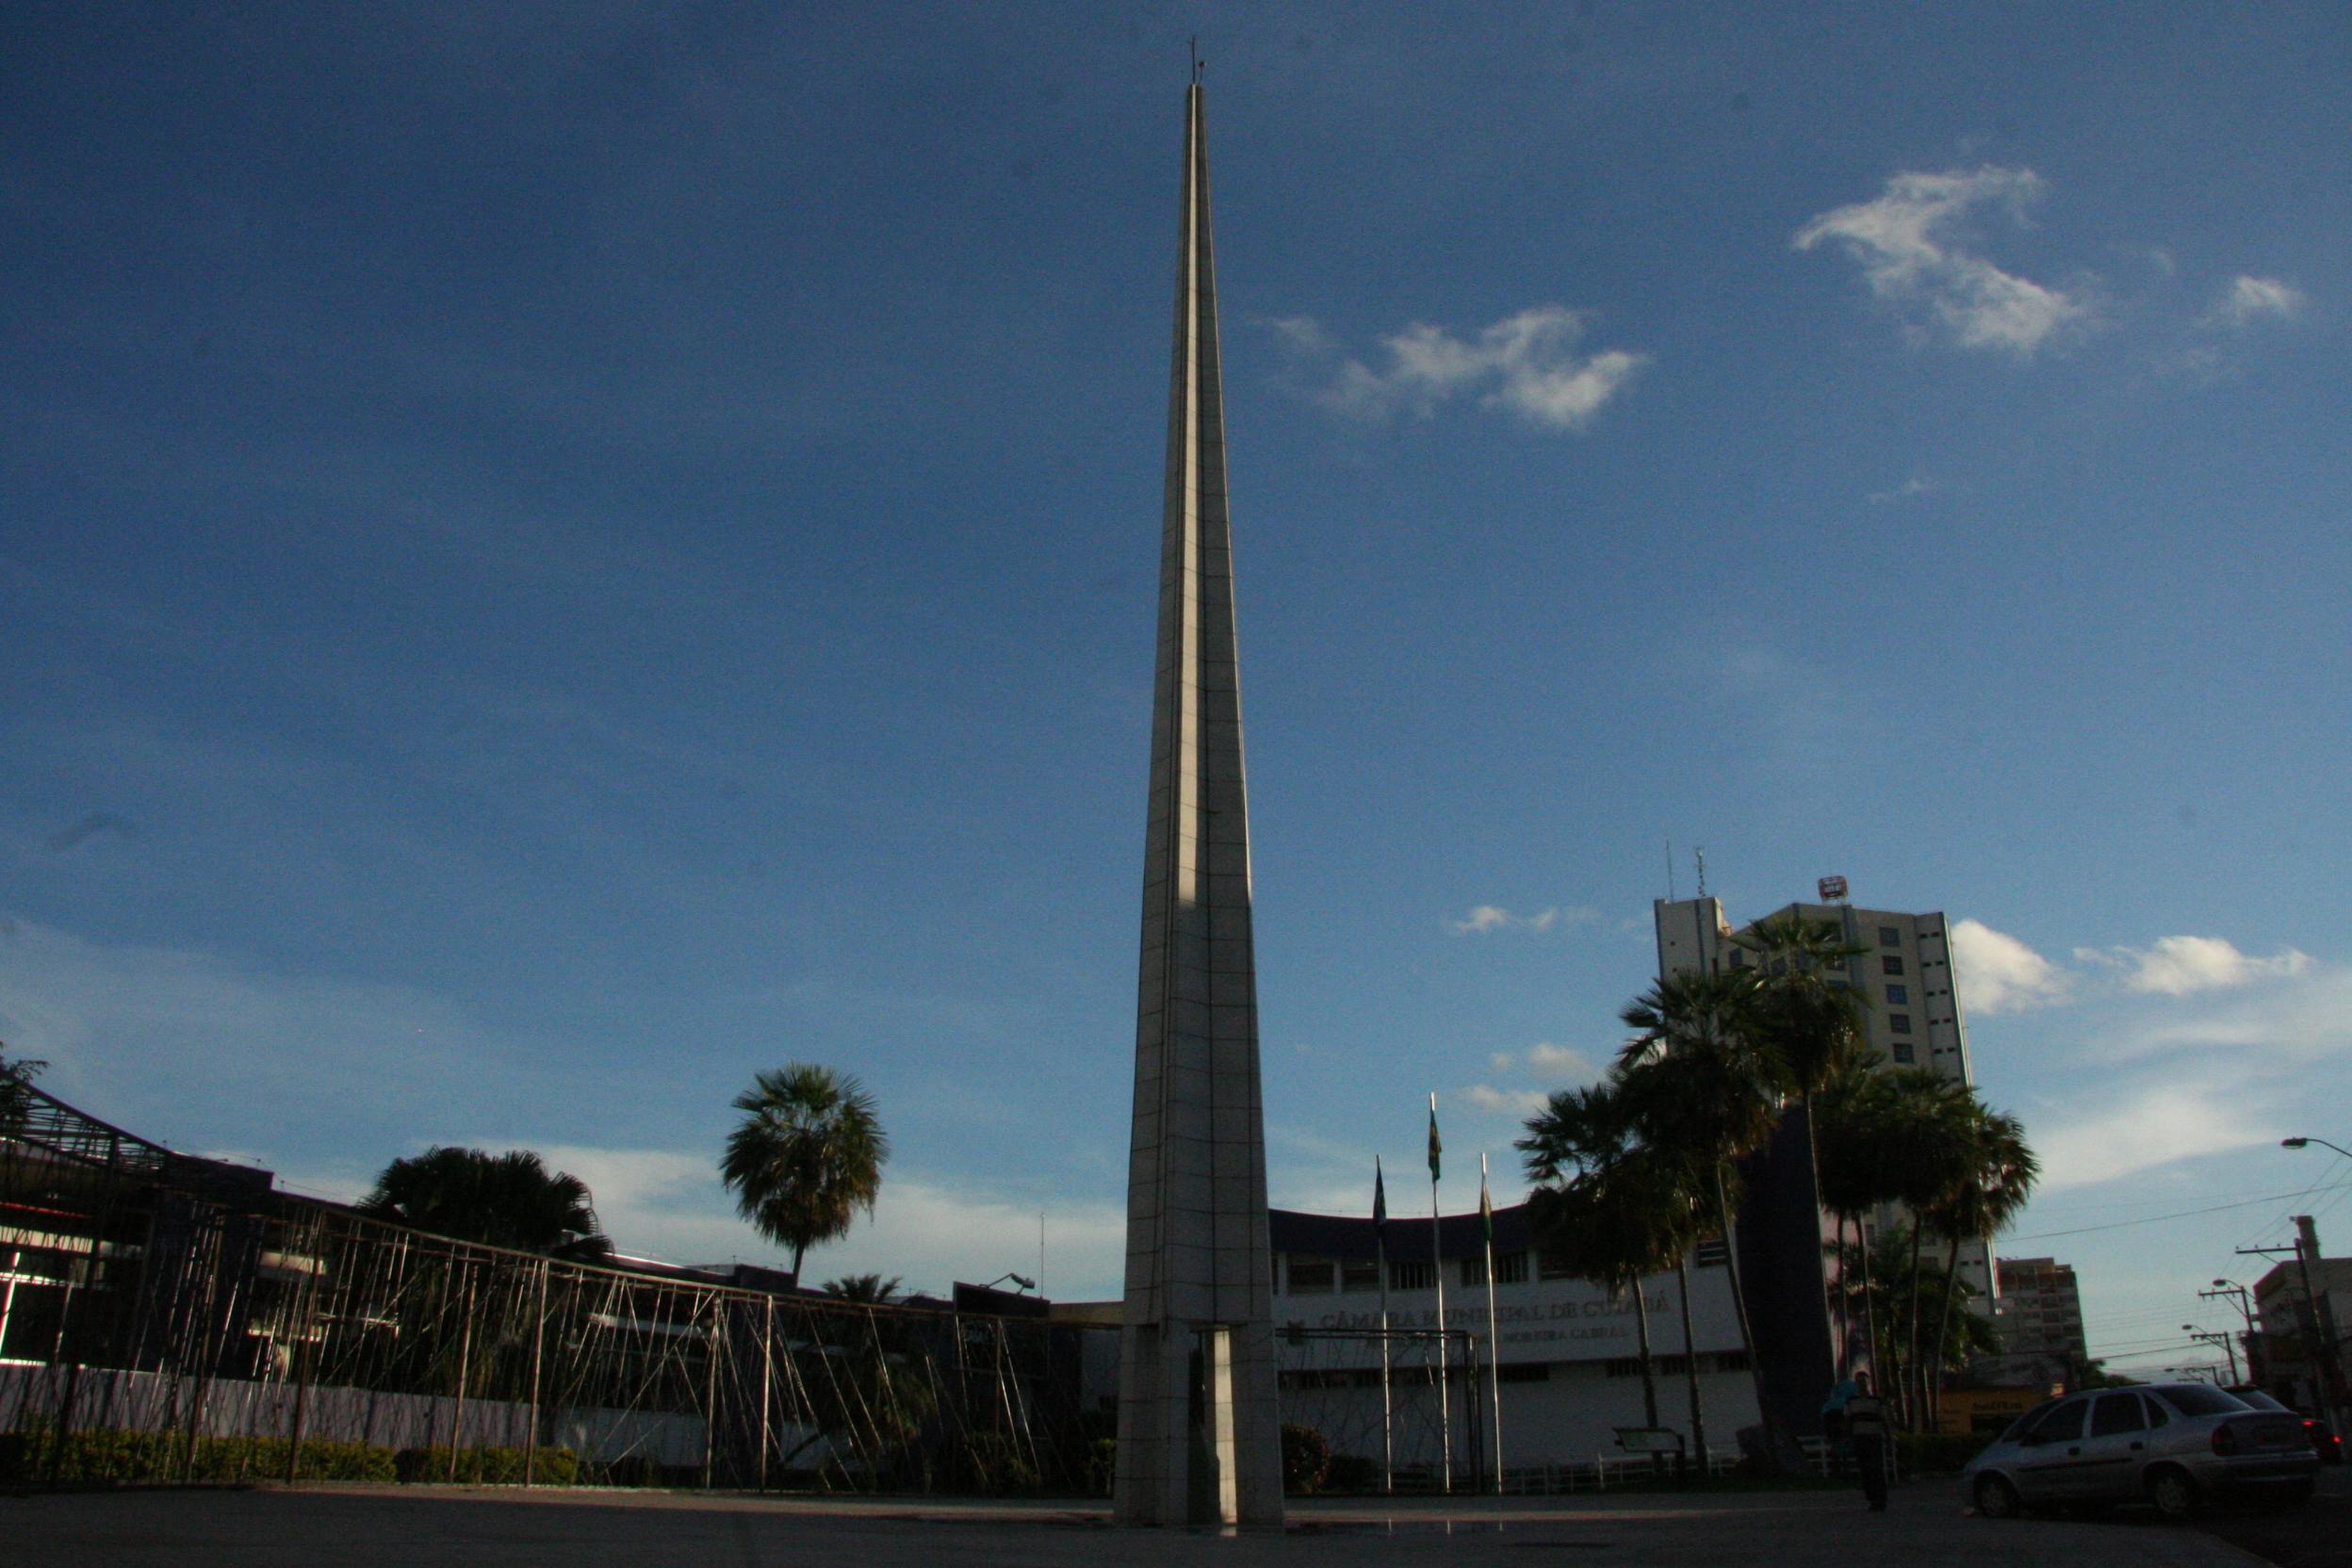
0, 1480, 2265, 1567
2193, 1461, 2352, 1568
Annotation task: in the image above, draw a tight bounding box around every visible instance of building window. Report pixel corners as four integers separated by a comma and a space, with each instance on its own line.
1494, 1250, 1529, 1284
1880, 925, 1902, 946
1888, 1014, 1912, 1034
1885, 983, 1908, 1005
1694, 1237, 1730, 1268
1460, 1254, 1485, 1287
1288, 1258, 1336, 1295
1537, 1247, 1577, 1282
1390, 1259, 1434, 1291
1340, 1258, 1380, 1293
1882, 956, 1904, 975
1890, 1041, 1915, 1064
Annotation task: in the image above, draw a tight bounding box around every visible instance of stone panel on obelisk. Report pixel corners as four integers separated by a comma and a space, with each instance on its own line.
1111, 74, 1284, 1529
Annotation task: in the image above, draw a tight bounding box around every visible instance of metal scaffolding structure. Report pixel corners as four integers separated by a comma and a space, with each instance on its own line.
0, 1080, 1114, 1492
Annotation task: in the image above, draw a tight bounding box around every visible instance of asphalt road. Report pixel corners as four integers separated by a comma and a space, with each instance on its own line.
2193, 1462, 2352, 1568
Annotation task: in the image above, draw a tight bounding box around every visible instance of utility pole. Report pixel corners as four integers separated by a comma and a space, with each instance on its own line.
2296, 1217, 2349, 1433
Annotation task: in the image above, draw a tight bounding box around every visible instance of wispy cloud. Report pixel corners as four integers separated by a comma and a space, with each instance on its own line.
1449, 905, 1591, 937
1487, 1041, 1595, 1083
2032, 1075, 2275, 1190
1866, 475, 1937, 505
1462, 1084, 1551, 1117
2208, 274, 2306, 329
2076, 935, 2314, 997
1794, 167, 2087, 355
1951, 918, 2074, 1015
1273, 306, 1648, 431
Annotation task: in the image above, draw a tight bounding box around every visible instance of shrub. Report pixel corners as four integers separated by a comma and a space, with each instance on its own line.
1086, 1436, 1118, 1497
963, 1432, 1041, 1495
393, 1446, 580, 1485
1321, 1452, 1383, 1494
1280, 1423, 1330, 1495
0, 1430, 397, 1484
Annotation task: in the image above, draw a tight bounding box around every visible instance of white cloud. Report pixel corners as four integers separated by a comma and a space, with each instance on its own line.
2210, 274, 2306, 328
2032, 1077, 2274, 1191
1951, 918, 2074, 1014
1794, 167, 2086, 354
1525, 1041, 1593, 1081
2079, 935, 2315, 997
1448, 905, 1580, 936
1281, 305, 1648, 431
1867, 475, 1937, 505
2092, 965, 2352, 1064
1462, 1084, 1551, 1117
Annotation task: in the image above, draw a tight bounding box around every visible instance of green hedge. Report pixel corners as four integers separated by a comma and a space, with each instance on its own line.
0, 1430, 396, 1484
393, 1446, 581, 1485
0, 1429, 578, 1487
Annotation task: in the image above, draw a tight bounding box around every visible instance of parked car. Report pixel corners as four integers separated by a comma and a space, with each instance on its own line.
2227, 1386, 2344, 1465
1962, 1382, 2318, 1520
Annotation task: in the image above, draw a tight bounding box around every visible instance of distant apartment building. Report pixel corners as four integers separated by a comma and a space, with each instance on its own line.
1653, 892, 1993, 1313
1987, 1256, 2088, 1388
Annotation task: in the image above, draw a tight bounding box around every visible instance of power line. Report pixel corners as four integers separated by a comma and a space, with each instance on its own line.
2008, 1187, 2347, 1241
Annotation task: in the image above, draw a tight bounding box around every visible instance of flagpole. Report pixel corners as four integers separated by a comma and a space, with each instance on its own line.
1376, 1156, 1394, 1494
1429, 1092, 1449, 1496
1481, 1152, 1503, 1497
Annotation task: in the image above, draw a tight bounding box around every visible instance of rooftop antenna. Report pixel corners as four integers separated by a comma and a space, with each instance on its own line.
1665, 838, 1676, 900
1694, 846, 1707, 900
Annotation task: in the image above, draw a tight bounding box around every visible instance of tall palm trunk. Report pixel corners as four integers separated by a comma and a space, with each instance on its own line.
1631, 1279, 1659, 1429
1857, 1216, 1883, 1406
1904, 1222, 1929, 1429
1928, 1227, 1969, 1433
1711, 1163, 1776, 1446
1676, 1254, 1707, 1472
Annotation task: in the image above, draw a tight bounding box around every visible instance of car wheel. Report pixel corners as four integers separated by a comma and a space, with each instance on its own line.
2148, 1469, 2200, 1521
1974, 1475, 2022, 1520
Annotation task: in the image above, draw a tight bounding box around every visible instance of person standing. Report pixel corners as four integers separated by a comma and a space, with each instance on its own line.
1844, 1370, 1891, 1511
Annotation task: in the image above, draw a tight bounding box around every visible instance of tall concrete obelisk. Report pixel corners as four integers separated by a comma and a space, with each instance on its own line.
1112, 75, 1283, 1529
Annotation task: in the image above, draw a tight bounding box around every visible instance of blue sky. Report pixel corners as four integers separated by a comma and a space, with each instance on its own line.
4, 3, 2347, 1370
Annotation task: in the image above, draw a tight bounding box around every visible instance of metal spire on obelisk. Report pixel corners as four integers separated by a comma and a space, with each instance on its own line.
1111, 73, 1283, 1529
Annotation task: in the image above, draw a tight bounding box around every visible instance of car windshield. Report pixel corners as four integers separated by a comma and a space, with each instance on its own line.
2230, 1389, 2292, 1413
2158, 1385, 2252, 1417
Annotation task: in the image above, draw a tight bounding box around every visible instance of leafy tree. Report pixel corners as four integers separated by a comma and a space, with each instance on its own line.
720, 1064, 890, 1281
358, 1147, 610, 1259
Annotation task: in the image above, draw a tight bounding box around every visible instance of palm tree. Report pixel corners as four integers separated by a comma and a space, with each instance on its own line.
358, 1146, 611, 1258
1867, 1068, 1975, 1426
1812, 1055, 1899, 1376
825, 1273, 906, 1305
1614, 970, 1787, 1442
1922, 1104, 2037, 1427
0, 1048, 47, 1135
1521, 1086, 1689, 1444
721, 1063, 890, 1281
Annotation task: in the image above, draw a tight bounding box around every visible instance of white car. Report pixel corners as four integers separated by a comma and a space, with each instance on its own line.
1962, 1382, 2317, 1520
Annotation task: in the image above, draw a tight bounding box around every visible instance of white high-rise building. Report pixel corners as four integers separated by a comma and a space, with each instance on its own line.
1653, 891, 1995, 1319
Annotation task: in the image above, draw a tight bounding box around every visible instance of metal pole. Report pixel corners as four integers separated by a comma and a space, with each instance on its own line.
1430, 1096, 1449, 1496
702, 1291, 721, 1491
448, 1262, 476, 1483
759, 1293, 775, 1494
1482, 1153, 1502, 1497
1378, 1231, 1393, 1494
524, 1259, 549, 1485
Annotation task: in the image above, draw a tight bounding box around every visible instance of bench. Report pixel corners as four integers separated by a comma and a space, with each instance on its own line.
1612, 1427, 1687, 1456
